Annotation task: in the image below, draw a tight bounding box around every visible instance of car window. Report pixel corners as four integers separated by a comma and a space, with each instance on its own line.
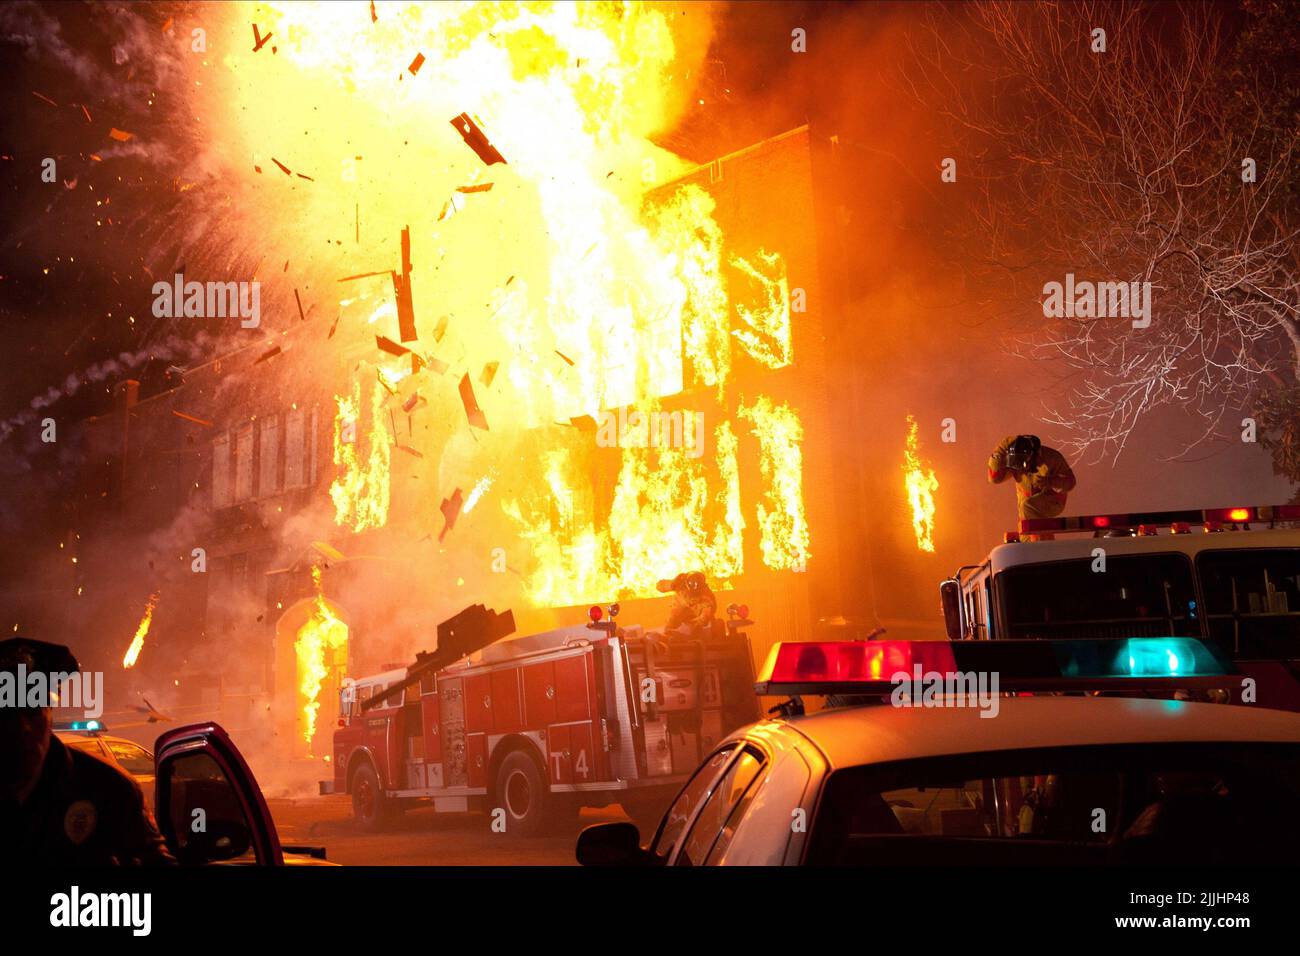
166, 750, 259, 864
712, 746, 815, 865
106, 739, 154, 776
704, 752, 770, 864
651, 746, 736, 859
1197, 548, 1300, 657
999, 553, 1198, 639
676, 747, 765, 866
806, 743, 1300, 865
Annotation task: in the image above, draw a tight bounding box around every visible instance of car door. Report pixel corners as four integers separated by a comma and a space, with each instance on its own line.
153, 722, 284, 865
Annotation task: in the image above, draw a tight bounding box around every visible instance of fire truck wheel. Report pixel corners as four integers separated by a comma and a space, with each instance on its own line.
351, 763, 392, 832
494, 750, 552, 837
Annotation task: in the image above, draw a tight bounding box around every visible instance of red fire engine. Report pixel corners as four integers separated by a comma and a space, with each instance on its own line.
320, 601, 761, 835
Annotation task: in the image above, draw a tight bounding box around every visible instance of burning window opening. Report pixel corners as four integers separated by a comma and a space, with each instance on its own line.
903, 414, 939, 553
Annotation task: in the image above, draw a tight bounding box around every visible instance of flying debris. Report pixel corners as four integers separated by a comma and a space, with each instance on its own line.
375, 335, 410, 358
394, 444, 423, 458
480, 361, 498, 388
294, 288, 306, 321
254, 345, 282, 365
555, 350, 575, 366
271, 157, 292, 175
401, 392, 423, 413
450, 112, 507, 166
252, 23, 273, 52
408, 53, 426, 76
108, 128, 134, 142
171, 410, 212, 427
122, 595, 158, 669
459, 374, 489, 430
455, 182, 494, 194
437, 194, 465, 222
393, 226, 417, 342
439, 488, 464, 541
132, 697, 174, 723
433, 316, 449, 341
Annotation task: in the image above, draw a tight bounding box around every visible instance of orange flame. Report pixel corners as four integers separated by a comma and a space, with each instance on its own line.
739, 397, 809, 571
295, 566, 348, 754
213, 2, 806, 605
122, 594, 158, 669
903, 415, 938, 553
330, 380, 391, 532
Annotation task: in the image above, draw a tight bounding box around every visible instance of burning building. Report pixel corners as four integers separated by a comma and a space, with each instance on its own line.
56, 119, 854, 760
0, 0, 899, 764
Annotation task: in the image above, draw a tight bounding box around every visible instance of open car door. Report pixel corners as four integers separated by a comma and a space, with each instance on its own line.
153, 722, 285, 865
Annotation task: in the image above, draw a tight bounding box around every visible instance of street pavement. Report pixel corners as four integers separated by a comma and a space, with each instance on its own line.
267, 794, 637, 866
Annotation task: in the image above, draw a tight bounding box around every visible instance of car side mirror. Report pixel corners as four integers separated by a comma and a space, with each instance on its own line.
154, 722, 284, 866
575, 821, 647, 866
939, 578, 966, 641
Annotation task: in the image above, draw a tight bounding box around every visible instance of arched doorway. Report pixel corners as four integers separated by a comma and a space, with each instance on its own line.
275, 593, 350, 759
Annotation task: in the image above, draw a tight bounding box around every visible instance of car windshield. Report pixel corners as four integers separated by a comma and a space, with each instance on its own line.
806, 743, 1300, 865
998, 553, 1199, 639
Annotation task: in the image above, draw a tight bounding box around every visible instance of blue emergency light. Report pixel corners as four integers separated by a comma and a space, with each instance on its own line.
755, 637, 1234, 696
56, 719, 106, 733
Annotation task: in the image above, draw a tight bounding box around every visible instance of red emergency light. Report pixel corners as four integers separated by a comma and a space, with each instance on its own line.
758, 641, 958, 690
588, 605, 603, 623
754, 638, 1234, 697
1019, 504, 1300, 537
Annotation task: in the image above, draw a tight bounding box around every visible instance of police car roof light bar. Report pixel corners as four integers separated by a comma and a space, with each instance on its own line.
754, 637, 1235, 696
1019, 504, 1300, 536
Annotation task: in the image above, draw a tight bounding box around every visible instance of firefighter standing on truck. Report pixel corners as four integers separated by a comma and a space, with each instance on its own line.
656, 571, 717, 637
988, 434, 1076, 519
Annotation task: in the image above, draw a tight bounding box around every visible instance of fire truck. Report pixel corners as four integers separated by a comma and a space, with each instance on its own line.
321, 601, 761, 835
939, 503, 1300, 710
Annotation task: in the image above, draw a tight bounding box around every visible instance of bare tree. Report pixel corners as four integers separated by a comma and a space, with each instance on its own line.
904, 0, 1300, 464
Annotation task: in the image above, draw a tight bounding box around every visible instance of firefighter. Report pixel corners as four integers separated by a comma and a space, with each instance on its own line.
988, 434, 1076, 520
0, 638, 173, 865
656, 571, 717, 638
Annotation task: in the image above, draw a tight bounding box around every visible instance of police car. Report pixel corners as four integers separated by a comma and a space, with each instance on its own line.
576, 637, 1300, 865
53, 720, 156, 808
